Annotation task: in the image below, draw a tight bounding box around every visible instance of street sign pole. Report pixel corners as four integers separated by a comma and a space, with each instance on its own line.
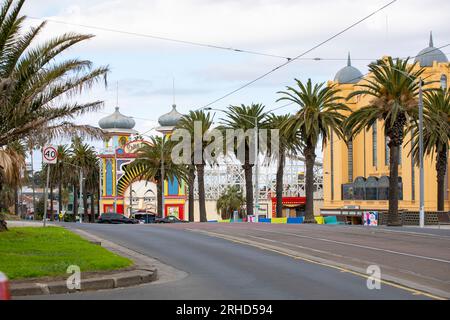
43, 165, 51, 227
42, 145, 58, 227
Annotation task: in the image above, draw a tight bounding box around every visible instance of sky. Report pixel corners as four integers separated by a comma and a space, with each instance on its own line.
21, 0, 450, 167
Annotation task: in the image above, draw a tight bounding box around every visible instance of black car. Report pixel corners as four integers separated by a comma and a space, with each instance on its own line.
155, 215, 188, 224
97, 213, 139, 224
133, 213, 157, 224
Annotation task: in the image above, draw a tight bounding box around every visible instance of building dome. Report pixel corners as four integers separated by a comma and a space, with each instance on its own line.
414, 32, 448, 67
99, 107, 136, 130
334, 53, 363, 84
158, 104, 183, 127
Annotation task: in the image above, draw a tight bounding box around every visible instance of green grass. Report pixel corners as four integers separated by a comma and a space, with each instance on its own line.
0, 227, 132, 280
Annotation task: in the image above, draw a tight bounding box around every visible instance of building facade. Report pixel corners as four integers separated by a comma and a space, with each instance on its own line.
323, 33, 450, 212
98, 105, 187, 218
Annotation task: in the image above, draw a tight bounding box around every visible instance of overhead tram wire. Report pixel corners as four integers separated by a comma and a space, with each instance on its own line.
27, 16, 291, 61
199, 0, 398, 109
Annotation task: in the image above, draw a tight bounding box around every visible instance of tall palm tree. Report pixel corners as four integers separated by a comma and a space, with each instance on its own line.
221, 104, 268, 217
0, 0, 108, 191
54, 145, 70, 215
266, 114, 301, 218
127, 136, 186, 217
410, 88, 450, 211
278, 79, 349, 223
176, 111, 213, 222
345, 58, 425, 226
216, 186, 245, 220
70, 138, 98, 222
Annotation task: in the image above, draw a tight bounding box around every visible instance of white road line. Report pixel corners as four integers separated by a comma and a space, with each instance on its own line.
256, 229, 450, 264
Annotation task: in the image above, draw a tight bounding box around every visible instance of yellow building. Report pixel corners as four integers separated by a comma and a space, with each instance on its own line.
323, 33, 450, 212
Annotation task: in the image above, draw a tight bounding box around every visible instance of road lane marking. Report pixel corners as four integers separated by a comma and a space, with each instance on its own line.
186, 228, 446, 300
256, 229, 450, 264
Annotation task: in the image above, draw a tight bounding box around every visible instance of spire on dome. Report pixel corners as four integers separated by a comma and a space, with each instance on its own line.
347, 52, 351, 67
429, 31, 434, 47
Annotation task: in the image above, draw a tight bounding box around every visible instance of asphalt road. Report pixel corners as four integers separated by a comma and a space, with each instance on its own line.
20, 222, 450, 300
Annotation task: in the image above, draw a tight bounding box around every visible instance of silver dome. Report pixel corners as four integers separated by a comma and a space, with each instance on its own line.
99, 107, 136, 130
414, 32, 448, 67
158, 104, 183, 127
334, 53, 363, 84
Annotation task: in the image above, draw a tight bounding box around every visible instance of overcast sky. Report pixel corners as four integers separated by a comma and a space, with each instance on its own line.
21, 0, 450, 166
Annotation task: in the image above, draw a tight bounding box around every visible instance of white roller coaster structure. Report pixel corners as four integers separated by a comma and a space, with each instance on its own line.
193, 155, 323, 201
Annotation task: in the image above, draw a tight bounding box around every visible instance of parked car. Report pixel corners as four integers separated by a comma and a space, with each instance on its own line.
97, 213, 139, 224
133, 213, 157, 224
155, 215, 188, 224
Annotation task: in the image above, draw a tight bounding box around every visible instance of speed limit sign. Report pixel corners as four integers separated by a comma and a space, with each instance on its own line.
43, 145, 58, 164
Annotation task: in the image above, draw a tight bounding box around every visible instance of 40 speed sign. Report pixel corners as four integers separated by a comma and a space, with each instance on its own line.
43, 145, 58, 164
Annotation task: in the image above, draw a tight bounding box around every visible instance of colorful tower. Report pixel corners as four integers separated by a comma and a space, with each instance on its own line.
157, 104, 187, 219
98, 107, 138, 215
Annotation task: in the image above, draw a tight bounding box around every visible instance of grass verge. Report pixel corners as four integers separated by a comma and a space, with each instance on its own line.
0, 227, 132, 280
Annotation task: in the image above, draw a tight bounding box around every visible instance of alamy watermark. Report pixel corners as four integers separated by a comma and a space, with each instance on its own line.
66, 265, 81, 290
170, 121, 280, 165
366, 265, 381, 290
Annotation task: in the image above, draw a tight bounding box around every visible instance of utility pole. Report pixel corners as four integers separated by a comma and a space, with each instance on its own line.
79, 169, 83, 223
254, 117, 259, 221
419, 78, 424, 228
161, 138, 165, 217
113, 148, 117, 213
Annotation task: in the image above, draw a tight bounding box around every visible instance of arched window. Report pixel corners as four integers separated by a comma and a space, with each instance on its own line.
365, 176, 379, 200
354, 177, 366, 200
378, 176, 389, 200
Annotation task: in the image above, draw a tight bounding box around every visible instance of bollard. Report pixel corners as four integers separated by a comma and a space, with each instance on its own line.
0, 272, 11, 300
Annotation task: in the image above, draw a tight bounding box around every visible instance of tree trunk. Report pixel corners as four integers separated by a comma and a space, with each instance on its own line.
14, 187, 19, 216
243, 145, 254, 218
436, 146, 447, 212
387, 143, 402, 226
304, 141, 316, 223
73, 185, 78, 221
196, 164, 207, 222
188, 165, 195, 222
97, 187, 101, 219
90, 189, 96, 223
157, 178, 163, 218
276, 151, 285, 218
83, 181, 88, 222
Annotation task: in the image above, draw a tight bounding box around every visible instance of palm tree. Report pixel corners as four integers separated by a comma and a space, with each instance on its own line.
216, 186, 245, 220
0, 0, 108, 192
127, 136, 186, 217
71, 138, 98, 222
410, 88, 450, 211
221, 104, 268, 218
54, 145, 70, 216
345, 58, 425, 226
176, 111, 214, 222
0, 143, 25, 210
278, 79, 349, 223
266, 114, 302, 218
